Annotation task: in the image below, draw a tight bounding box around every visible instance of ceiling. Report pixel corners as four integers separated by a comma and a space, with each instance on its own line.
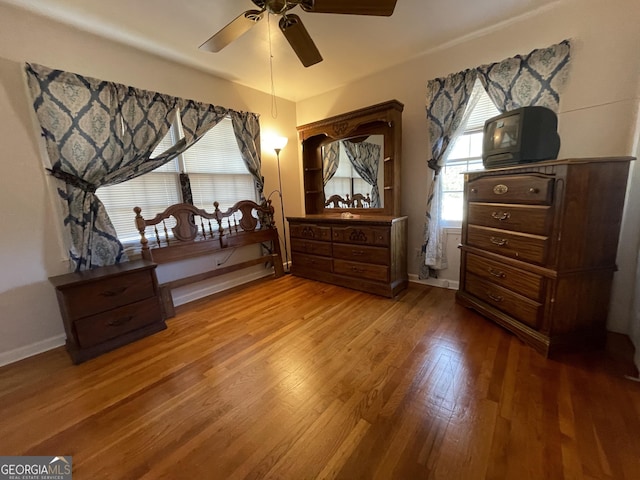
5, 0, 558, 102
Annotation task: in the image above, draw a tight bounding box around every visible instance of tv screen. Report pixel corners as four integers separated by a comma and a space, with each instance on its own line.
482, 106, 560, 168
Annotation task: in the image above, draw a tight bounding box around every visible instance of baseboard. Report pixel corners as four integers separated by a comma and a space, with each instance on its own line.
409, 273, 459, 290
0, 334, 66, 368
172, 268, 274, 307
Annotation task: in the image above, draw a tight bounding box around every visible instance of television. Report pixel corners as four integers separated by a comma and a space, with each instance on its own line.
482, 106, 560, 168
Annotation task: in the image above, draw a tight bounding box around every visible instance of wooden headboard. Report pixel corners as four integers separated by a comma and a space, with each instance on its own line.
134, 199, 284, 317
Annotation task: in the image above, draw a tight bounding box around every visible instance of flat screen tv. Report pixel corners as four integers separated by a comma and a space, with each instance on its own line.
482, 106, 560, 168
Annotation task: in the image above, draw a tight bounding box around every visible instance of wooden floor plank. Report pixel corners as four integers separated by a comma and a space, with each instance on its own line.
1, 276, 639, 479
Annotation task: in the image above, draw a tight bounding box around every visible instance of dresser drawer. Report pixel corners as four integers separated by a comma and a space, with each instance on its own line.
465, 253, 544, 301
467, 225, 549, 264
334, 259, 389, 282
468, 203, 552, 236
465, 273, 542, 329
74, 296, 162, 348
291, 238, 332, 257
61, 269, 156, 320
332, 226, 390, 246
332, 243, 389, 265
289, 223, 332, 241
468, 174, 554, 205
290, 252, 333, 272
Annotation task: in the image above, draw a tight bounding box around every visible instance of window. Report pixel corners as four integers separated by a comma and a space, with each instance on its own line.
440, 81, 500, 227
98, 116, 256, 244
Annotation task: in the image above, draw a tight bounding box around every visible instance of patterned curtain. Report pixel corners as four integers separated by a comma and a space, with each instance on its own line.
342, 140, 382, 208
230, 111, 264, 201
26, 63, 231, 270
477, 40, 571, 113
419, 69, 478, 278
322, 141, 340, 186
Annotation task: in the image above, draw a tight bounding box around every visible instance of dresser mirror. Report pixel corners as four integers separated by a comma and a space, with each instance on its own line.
297, 100, 403, 217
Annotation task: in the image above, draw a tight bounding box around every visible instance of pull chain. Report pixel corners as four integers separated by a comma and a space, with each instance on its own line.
268, 13, 278, 118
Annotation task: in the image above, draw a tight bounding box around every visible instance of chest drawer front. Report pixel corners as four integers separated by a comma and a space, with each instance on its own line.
74, 297, 162, 348
465, 253, 544, 301
289, 223, 332, 241
332, 243, 389, 265
62, 270, 156, 320
332, 226, 390, 246
290, 252, 333, 272
468, 175, 554, 205
468, 203, 552, 236
467, 225, 549, 265
465, 273, 542, 329
334, 259, 389, 282
291, 238, 332, 257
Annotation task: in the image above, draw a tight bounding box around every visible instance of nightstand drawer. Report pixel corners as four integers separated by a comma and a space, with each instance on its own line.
467, 225, 549, 265
74, 297, 162, 348
332, 243, 389, 265
289, 223, 332, 241
332, 226, 390, 246
291, 238, 332, 256
465, 273, 542, 329
468, 203, 552, 236
334, 259, 389, 282
290, 252, 333, 272
60, 269, 156, 320
466, 253, 544, 301
468, 174, 554, 205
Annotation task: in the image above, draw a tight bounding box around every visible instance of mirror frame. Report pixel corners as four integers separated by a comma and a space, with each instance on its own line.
297, 100, 403, 217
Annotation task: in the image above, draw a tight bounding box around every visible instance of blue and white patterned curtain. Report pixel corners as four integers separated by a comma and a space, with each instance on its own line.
26, 63, 258, 271
477, 40, 571, 113
342, 140, 382, 208
322, 141, 340, 186
420, 69, 478, 277
230, 111, 264, 201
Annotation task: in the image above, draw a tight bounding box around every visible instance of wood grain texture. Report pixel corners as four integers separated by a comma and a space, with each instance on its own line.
1, 277, 639, 479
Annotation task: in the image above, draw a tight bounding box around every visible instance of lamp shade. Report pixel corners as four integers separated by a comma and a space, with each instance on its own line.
270, 135, 288, 152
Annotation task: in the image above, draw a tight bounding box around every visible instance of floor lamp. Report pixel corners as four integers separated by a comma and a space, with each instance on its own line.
272, 135, 290, 273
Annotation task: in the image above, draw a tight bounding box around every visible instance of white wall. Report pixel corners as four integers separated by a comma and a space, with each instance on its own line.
297, 0, 640, 340
0, 2, 303, 365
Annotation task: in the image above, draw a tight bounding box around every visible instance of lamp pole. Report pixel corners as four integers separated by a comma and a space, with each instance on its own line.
274, 141, 289, 273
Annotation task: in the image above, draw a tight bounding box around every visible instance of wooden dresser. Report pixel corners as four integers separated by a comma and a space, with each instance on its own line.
50, 259, 166, 363
456, 157, 633, 356
288, 215, 408, 297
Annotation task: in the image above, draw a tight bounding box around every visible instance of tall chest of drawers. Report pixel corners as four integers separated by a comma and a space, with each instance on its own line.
50, 260, 166, 363
287, 215, 408, 297
457, 157, 633, 356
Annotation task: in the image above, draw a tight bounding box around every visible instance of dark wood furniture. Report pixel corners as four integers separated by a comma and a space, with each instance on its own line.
297, 100, 403, 217
456, 156, 634, 356
288, 215, 408, 297
134, 199, 284, 316
49, 259, 166, 364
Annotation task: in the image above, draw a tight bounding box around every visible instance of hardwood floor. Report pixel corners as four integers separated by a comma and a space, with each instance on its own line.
1, 276, 639, 479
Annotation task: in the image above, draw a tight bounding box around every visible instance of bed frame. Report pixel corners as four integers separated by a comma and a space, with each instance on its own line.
134, 199, 284, 317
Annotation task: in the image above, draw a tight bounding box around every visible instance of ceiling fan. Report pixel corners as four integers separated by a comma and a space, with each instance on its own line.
199, 0, 398, 68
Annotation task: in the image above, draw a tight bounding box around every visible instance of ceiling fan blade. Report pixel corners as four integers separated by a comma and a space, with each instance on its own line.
199, 10, 264, 53
279, 14, 323, 68
299, 0, 398, 16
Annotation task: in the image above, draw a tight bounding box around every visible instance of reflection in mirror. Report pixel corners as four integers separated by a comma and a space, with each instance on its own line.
322, 135, 384, 209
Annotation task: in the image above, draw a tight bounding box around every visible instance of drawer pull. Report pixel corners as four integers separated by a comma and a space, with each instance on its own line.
351, 266, 365, 273
488, 268, 506, 279
489, 236, 508, 247
352, 250, 365, 256
301, 227, 315, 238
487, 292, 504, 303
493, 184, 509, 195
491, 211, 511, 221
470, 187, 478, 194
107, 315, 133, 327
100, 287, 127, 297
529, 187, 540, 194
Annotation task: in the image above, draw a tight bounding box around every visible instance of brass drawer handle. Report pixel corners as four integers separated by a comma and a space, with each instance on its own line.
470, 187, 478, 194
529, 187, 540, 194
100, 287, 127, 297
301, 227, 315, 238
487, 292, 504, 302
489, 236, 508, 247
107, 315, 133, 327
491, 211, 511, 221
488, 268, 506, 278
351, 266, 365, 273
